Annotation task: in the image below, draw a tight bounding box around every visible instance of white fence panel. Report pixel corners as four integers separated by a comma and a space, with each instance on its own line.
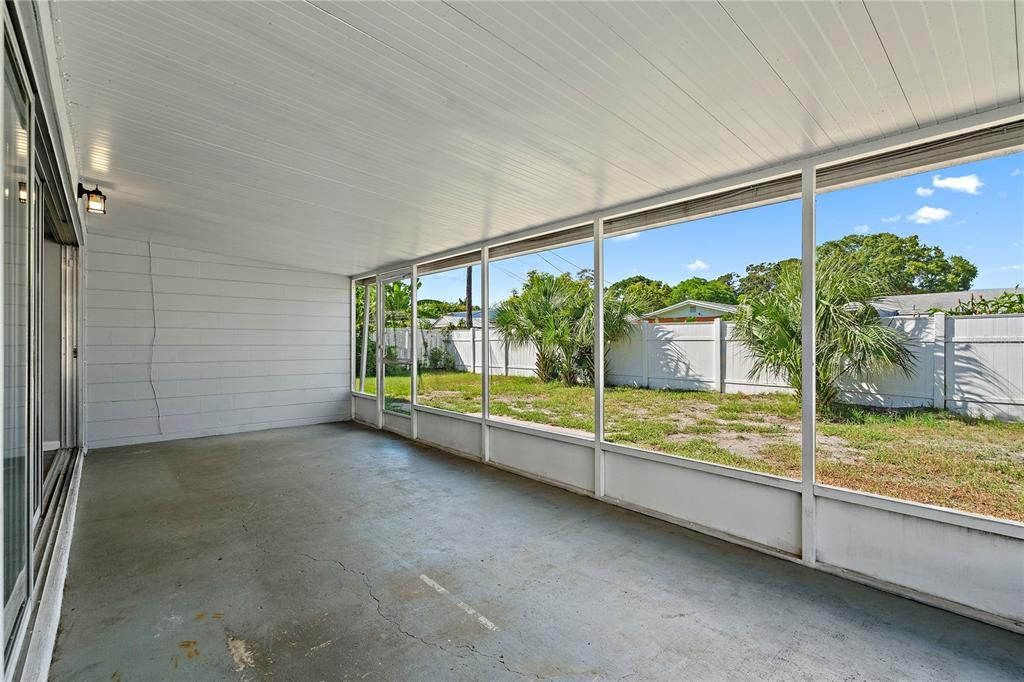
449, 329, 477, 371
646, 321, 717, 391
389, 313, 1024, 421
607, 327, 645, 386
382, 327, 412, 364
723, 321, 791, 394
947, 315, 1024, 420
839, 316, 937, 408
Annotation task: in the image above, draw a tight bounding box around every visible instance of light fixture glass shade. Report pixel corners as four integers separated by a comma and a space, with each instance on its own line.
85, 187, 105, 214
77, 182, 107, 215
18, 182, 26, 203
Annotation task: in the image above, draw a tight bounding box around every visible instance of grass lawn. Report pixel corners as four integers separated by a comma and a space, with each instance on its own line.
364, 370, 1024, 522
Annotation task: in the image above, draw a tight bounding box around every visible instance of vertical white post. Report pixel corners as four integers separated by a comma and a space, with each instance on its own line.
350, 281, 355, 421
593, 217, 606, 498
410, 264, 418, 440
932, 312, 947, 409
481, 247, 491, 462
376, 275, 384, 429
800, 165, 817, 565
359, 281, 370, 393
641, 323, 650, 388
713, 317, 724, 394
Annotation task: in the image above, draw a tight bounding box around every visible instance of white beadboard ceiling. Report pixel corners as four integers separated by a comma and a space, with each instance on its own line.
51, 0, 1023, 275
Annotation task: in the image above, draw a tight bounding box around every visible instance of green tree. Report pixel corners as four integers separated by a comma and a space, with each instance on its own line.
738, 258, 800, 297
607, 275, 673, 312
732, 254, 915, 413
493, 270, 644, 385
416, 298, 464, 322
739, 234, 977, 297
668, 275, 738, 305
818, 233, 976, 294
383, 280, 413, 327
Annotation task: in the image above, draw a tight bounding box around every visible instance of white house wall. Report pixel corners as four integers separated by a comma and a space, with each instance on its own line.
85, 234, 350, 448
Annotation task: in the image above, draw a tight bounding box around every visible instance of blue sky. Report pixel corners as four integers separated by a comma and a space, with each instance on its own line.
419, 151, 1023, 304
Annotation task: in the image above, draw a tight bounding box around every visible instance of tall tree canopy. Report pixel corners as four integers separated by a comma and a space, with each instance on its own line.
735, 234, 977, 298
817, 233, 977, 295
669, 275, 738, 305
607, 275, 673, 312
737, 259, 800, 297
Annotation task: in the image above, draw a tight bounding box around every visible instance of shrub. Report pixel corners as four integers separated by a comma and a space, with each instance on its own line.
732, 254, 915, 413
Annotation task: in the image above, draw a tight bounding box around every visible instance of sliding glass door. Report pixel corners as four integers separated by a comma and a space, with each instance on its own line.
3, 45, 32, 649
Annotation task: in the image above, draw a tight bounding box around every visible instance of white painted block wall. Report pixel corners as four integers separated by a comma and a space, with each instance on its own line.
85, 234, 350, 448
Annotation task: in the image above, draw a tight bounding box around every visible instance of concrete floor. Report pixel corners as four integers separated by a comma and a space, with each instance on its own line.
52, 422, 1024, 681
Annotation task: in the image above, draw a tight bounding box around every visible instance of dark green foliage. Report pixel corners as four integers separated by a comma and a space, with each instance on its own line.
492, 270, 644, 386
732, 254, 916, 412
941, 289, 1024, 315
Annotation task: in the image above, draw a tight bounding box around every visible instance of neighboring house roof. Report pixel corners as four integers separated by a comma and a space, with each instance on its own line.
641, 299, 738, 319
873, 288, 1023, 316
430, 309, 494, 328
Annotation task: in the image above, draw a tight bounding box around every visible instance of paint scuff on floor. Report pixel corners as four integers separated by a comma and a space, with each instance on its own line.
226, 635, 255, 672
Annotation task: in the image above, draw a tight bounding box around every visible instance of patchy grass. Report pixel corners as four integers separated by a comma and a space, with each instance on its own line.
363, 370, 1024, 522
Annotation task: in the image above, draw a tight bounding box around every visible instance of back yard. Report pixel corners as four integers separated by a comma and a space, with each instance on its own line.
363, 370, 1024, 522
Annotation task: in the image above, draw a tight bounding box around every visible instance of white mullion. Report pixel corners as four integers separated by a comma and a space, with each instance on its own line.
375, 275, 384, 429
481, 246, 491, 462
410, 264, 418, 440
350, 281, 356, 420
593, 218, 605, 498
800, 165, 817, 565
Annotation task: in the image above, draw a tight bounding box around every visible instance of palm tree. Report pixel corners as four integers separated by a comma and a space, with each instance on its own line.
732, 254, 915, 413
492, 270, 642, 386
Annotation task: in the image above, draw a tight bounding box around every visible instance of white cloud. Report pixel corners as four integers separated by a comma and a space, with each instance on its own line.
998, 264, 1023, 272
687, 259, 709, 272
1012, 168, 1021, 177
908, 206, 952, 224
610, 232, 640, 241
881, 215, 900, 223
915, 187, 934, 197
932, 174, 983, 195
852, 225, 869, 234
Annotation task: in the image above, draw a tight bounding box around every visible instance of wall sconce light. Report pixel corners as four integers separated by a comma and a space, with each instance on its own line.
18, 182, 27, 204
77, 182, 106, 215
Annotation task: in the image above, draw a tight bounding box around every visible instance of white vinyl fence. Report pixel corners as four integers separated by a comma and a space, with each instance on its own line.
384, 313, 1024, 420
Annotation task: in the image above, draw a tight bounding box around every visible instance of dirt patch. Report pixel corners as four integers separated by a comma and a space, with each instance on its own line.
666, 409, 863, 464
419, 390, 466, 400
816, 435, 866, 465
668, 402, 718, 429
668, 429, 797, 460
